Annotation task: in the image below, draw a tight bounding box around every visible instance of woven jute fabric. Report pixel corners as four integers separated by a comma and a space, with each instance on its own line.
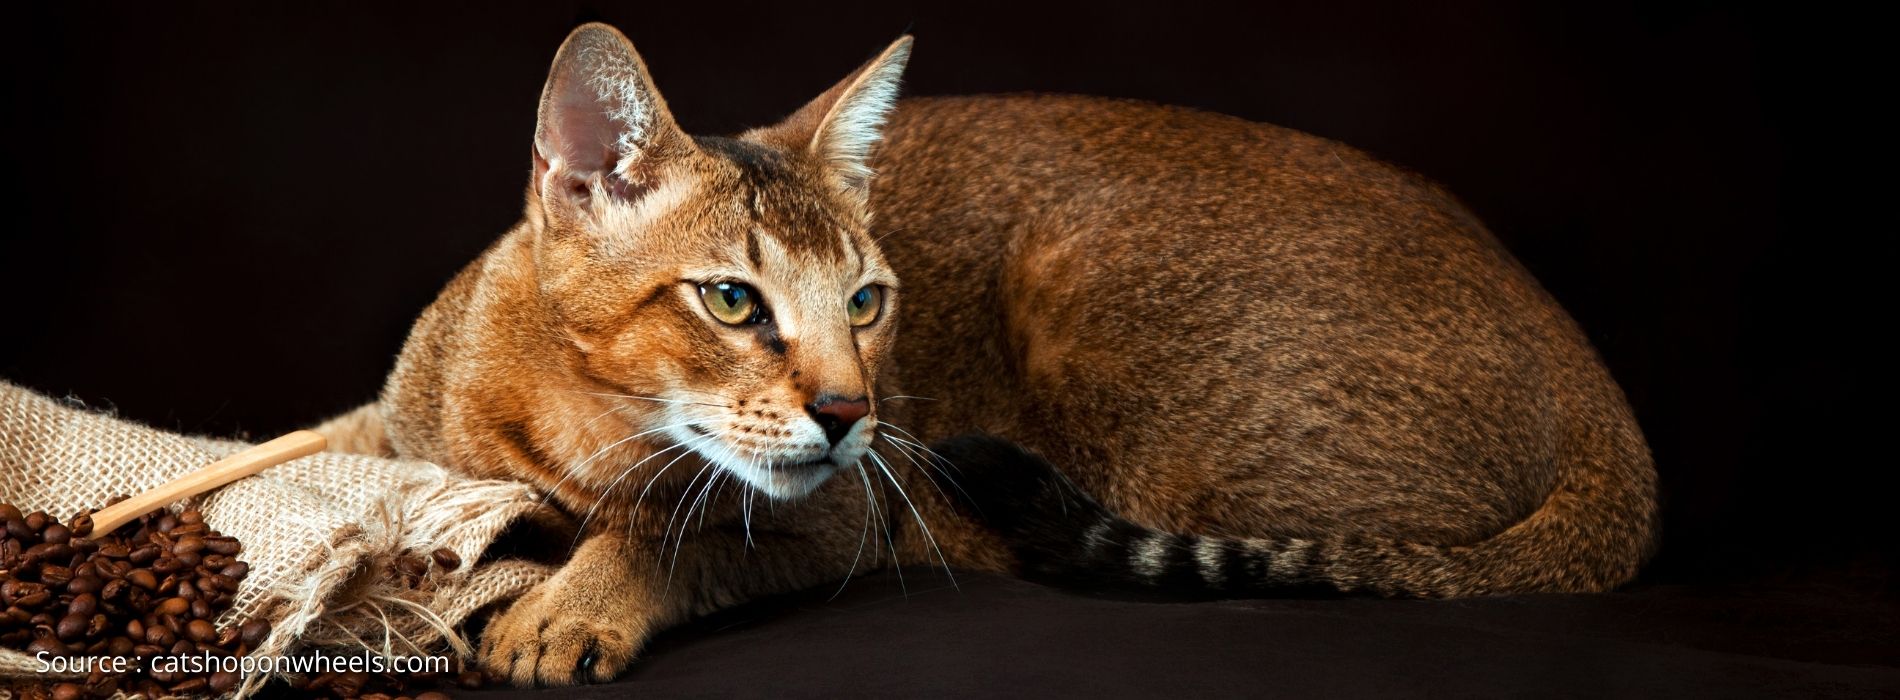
0, 382, 562, 697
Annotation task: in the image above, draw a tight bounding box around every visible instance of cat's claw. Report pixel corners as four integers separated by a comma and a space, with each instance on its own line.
478, 583, 642, 686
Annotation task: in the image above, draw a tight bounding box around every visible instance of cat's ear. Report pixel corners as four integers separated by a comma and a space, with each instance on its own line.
532, 23, 692, 210
766, 36, 913, 198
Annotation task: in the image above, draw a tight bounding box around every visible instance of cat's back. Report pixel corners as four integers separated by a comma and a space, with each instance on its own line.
871, 94, 1639, 542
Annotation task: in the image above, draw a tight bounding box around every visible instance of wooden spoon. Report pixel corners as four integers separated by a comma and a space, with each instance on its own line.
88, 430, 328, 535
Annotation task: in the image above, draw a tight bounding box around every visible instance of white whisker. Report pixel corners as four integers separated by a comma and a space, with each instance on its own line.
869, 451, 957, 589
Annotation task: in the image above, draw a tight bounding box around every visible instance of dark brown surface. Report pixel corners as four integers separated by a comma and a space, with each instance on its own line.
462, 571, 1899, 698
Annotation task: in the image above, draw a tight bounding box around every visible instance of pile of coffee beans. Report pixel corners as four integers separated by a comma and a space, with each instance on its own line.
2, 499, 268, 697
2, 500, 487, 699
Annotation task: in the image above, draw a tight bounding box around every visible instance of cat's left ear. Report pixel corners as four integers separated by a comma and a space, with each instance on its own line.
761, 37, 913, 199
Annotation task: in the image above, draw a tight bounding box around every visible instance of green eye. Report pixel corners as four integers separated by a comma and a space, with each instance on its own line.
700, 282, 764, 325
847, 285, 883, 327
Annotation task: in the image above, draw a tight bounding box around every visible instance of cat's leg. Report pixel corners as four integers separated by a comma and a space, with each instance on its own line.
309, 402, 394, 457
478, 480, 885, 685
478, 528, 664, 685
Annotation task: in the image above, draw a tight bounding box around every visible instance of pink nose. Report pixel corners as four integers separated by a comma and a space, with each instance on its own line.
805, 396, 870, 445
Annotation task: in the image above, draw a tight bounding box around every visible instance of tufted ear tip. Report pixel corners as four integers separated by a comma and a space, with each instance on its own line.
532, 23, 691, 208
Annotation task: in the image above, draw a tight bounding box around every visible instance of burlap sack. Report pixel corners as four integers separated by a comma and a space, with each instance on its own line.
0, 381, 564, 697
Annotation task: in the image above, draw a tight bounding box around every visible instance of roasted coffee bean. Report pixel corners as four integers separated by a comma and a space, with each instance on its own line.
50, 682, 84, 700
169, 676, 210, 694
25, 634, 64, 656
65, 574, 102, 596
203, 573, 237, 592
4, 501, 273, 695
397, 556, 429, 578
127, 544, 159, 564
38, 565, 73, 587
431, 547, 463, 572
186, 618, 216, 643
240, 618, 271, 648
206, 536, 241, 555
67, 513, 93, 537
41, 523, 71, 545
13, 589, 50, 608
55, 613, 87, 641
65, 593, 97, 617
209, 669, 241, 693
154, 597, 188, 617
172, 535, 205, 555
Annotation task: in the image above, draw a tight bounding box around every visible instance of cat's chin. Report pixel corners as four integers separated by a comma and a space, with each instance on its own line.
724, 459, 841, 500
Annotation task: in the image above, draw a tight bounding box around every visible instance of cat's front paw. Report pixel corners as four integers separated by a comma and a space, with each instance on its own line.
478, 579, 646, 686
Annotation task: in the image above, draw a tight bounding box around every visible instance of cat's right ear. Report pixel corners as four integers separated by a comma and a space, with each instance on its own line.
532, 23, 693, 215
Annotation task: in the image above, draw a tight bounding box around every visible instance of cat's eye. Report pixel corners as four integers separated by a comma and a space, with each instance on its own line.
847, 285, 883, 327
700, 282, 766, 325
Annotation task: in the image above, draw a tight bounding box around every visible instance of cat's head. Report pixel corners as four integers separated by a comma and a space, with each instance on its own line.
523, 24, 911, 499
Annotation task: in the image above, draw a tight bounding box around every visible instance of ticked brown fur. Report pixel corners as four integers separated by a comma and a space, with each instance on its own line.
317, 24, 1657, 685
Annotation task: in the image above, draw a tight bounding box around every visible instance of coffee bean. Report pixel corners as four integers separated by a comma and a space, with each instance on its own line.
25, 634, 64, 656
50, 682, 83, 700
128, 544, 159, 564
186, 618, 216, 643
155, 597, 189, 617
56, 613, 87, 641
13, 590, 50, 608
172, 535, 205, 555
3, 501, 274, 695
431, 547, 463, 572
39, 565, 73, 587
41, 523, 71, 545
240, 618, 271, 648
65, 574, 103, 596
67, 513, 93, 537
209, 669, 241, 693
418, 691, 455, 700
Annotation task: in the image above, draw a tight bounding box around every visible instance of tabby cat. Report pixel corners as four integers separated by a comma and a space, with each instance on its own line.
317, 23, 1658, 685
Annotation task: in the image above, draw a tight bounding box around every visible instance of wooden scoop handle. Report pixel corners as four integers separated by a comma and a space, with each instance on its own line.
88, 430, 327, 535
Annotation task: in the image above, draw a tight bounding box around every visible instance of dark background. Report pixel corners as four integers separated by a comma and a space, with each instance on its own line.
0, 2, 1881, 592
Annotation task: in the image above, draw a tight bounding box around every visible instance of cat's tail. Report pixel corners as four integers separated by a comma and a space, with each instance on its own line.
928, 434, 1656, 598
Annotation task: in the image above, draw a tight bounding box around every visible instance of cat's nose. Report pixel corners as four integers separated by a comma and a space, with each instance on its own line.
805, 395, 870, 445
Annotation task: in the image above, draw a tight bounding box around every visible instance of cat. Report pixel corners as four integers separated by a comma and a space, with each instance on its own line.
315, 23, 1658, 685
